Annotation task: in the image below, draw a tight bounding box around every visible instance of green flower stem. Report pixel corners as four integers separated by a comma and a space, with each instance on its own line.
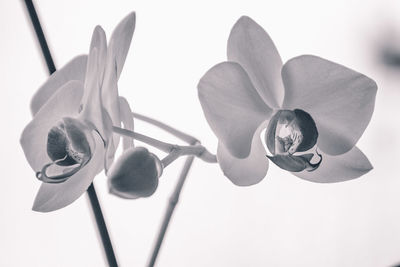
160, 149, 182, 168
112, 126, 217, 163
132, 112, 199, 144
130, 113, 205, 266
147, 155, 195, 267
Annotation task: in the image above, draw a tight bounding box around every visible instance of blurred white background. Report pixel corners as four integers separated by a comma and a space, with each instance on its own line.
1, 0, 400, 266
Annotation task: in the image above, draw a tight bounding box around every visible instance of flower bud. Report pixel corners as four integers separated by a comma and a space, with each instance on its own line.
108, 147, 162, 199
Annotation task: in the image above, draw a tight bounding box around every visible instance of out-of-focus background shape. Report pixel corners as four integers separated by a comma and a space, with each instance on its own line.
1, 0, 400, 266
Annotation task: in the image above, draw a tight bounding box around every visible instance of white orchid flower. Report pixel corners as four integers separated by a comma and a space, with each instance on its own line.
198, 16, 377, 186
20, 12, 135, 212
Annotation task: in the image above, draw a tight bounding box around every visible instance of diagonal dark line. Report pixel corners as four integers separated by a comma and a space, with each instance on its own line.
23, 1, 118, 266
87, 184, 118, 267
24, 0, 56, 75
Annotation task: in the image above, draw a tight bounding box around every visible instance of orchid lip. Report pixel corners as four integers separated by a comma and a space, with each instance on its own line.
266, 149, 322, 172
265, 109, 322, 172
36, 157, 84, 184
37, 117, 93, 184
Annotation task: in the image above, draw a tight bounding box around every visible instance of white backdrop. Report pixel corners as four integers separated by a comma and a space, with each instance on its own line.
1, 0, 400, 266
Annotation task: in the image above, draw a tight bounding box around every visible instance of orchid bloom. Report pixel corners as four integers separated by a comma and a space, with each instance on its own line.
198, 16, 377, 186
20, 12, 135, 212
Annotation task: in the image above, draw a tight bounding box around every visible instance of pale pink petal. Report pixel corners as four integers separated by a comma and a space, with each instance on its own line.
88, 25, 107, 78
101, 61, 120, 155
30, 55, 87, 116
80, 26, 111, 143
32, 132, 105, 212
20, 81, 84, 171
101, 66, 119, 158
227, 16, 284, 108
198, 61, 272, 158
81, 26, 107, 109
101, 109, 116, 172
101, 12, 136, 141
293, 146, 373, 183
282, 55, 377, 155
107, 12, 135, 80
217, 121, 269, 186
119, 96, 134, 150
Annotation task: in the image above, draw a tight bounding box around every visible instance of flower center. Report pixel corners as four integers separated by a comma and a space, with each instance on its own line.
265, 109, 322, 172
36, 117, 93, 183
275, 116, 303, 154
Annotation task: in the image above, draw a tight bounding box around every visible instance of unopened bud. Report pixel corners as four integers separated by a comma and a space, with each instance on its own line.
108, 147, 162, 199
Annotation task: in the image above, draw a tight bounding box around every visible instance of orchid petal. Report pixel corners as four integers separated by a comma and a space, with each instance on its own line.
30, 55, 87, 116
107, 12, 135, 80
93, 56, 118, 173
20, 80, 84, 171
198, 61, 272, 158
119, 96, 134, 150
227, 16, 284, 108
32, 132, 104, 212
282, 55, 377, 155
101, 12, 136, 146
101, 61, 120, 153
293, 146, 372, 183
81, 27, 111, 142
81, 26, 107, 109
102, 109, 116, 172
217, 121, 269, 186
88, 26, 107, 78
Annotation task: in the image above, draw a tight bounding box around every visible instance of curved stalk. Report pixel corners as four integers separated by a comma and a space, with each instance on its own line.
132, 112, 199, 144
112, 126, 217, 163
147, 155, 195, 267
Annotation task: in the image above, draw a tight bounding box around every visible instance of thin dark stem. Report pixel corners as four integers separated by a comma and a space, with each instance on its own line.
87, 184, 118, 267
23, 0, 56, 74
23, 1, 118, 266
147, 156, 195, 267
